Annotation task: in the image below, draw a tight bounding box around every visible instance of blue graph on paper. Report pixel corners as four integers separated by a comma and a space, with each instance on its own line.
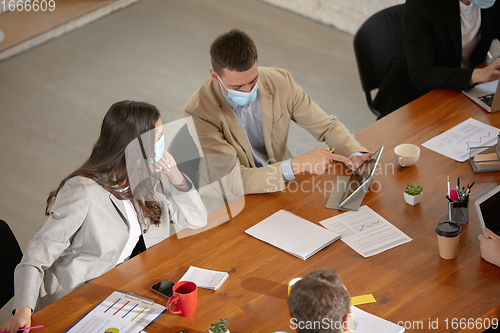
465, 131, 491, 151
359, 220, 380, 232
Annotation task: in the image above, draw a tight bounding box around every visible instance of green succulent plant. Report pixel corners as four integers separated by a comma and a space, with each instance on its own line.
405, 184, 423, 196
209, 317, 228, 333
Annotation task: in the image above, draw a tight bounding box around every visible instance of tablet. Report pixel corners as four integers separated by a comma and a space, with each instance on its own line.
338, 146, 385, 208
475, 185, 500, 236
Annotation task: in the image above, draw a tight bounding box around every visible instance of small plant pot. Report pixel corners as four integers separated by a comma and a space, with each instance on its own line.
209, 330, 229, 333
404, 192, 422, 205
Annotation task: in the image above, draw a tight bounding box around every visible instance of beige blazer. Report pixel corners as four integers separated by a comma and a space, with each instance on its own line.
184, 67, 367, 194
14, 176, 206, 311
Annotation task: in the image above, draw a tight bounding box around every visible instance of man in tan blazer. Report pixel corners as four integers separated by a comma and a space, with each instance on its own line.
184, 29, 370, 194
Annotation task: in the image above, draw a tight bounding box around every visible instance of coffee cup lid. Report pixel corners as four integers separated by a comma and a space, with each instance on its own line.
435, 220, 461, 237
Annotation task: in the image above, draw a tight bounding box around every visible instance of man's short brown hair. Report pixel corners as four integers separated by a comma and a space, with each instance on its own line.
210, 29, 258, 75
288, 269, 351, 333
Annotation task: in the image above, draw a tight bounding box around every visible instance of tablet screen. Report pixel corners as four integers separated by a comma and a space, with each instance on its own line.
339, 146, 383, 207
479, 191, 500, 235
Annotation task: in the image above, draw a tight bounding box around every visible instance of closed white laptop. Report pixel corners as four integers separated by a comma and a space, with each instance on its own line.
462, 79, 500, 113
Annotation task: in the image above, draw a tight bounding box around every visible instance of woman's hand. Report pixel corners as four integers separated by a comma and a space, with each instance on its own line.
471, 58, 500, 84
0, 307, 32, 333
155, 150, 187, 189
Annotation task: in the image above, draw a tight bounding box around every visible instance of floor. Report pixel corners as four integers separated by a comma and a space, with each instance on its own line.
0, 0, 375, 321
0, 0, 135, 56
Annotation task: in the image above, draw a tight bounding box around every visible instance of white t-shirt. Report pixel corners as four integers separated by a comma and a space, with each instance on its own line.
116, 199, 142, 264
460, 1, 482, 68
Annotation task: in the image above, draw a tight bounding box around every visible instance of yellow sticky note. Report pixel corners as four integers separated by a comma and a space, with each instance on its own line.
351, 294, 376, 306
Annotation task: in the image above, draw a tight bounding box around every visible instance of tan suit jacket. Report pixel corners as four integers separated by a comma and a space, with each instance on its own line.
184, 67, 367, 194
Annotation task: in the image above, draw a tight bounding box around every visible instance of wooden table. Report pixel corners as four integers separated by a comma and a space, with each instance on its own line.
32, 89, 500, 333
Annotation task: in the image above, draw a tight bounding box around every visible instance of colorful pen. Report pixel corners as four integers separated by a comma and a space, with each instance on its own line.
330, 148, 335, 153
469, 181, 476, 191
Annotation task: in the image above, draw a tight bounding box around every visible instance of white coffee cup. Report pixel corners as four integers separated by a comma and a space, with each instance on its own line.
394, 144, 420, 167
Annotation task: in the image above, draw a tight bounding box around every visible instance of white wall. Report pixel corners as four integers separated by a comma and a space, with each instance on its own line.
261, 0, 405, 35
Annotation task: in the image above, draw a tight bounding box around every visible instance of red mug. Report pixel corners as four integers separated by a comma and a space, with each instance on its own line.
166, 281, 198, 317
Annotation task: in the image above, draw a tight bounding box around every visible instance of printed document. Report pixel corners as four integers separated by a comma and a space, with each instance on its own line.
65, 291, 165, 333
422, 118, 499, 162
319, 206, 411, 258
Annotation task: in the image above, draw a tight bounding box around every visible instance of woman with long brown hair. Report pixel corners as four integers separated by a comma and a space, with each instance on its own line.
0, 100, 207, 333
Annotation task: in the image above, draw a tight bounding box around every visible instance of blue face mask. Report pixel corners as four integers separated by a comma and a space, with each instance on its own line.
470, 0, 495, 9
218, 75, 259, 106
154, 134, 165, 163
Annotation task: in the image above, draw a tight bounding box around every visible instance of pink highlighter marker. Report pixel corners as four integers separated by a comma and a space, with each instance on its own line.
0, 325, 43, 333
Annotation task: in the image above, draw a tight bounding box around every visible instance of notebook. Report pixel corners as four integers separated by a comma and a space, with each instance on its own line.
245, 210, 341, 260
179, 266, 229, 290
462, 79, 500, 113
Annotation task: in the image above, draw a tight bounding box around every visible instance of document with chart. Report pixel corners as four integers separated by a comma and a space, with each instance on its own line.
65, 291, 166, 333
319, 206, 411, 258
422, 118, 499, 162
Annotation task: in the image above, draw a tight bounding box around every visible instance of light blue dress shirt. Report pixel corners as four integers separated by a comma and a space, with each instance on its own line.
220, 84, 296, 181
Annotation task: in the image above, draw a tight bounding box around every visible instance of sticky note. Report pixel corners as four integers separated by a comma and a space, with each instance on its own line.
351, 294, 376, 306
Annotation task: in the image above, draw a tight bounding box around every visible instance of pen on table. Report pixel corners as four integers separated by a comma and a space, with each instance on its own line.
447, 176, 450, 196
0, 325, 43, 333
330, 148, 335, 153
469, 181, 476, 191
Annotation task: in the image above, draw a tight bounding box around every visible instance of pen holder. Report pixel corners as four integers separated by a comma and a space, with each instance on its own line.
448, 200, 469, 224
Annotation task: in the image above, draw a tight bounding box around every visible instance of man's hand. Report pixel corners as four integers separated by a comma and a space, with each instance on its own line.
291, 147, 352, 175
350, 152, 374, 170
478, 227, 500, 267
471, 58, 500, 84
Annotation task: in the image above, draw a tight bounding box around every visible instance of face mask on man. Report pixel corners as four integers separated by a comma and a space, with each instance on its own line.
470, 0, 496, 9
218, 74, 259, 106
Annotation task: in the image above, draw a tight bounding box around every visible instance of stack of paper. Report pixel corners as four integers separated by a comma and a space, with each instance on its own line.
245, 210, 341, 260
179, 266, 228, 290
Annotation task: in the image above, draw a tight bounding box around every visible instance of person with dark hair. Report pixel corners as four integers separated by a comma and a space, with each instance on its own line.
184, 29, 371, 194
372, 0, 500, 118
288, 269, 354, 333
0, 101, 207, 333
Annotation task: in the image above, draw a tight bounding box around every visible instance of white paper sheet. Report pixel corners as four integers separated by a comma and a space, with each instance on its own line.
319, 206, 411, 258
352, 306, 405, 333
65, 291, 165, 333
421, 118, 499, 162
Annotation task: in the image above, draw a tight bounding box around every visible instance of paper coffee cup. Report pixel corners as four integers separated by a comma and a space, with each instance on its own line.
288, 277, 302, 295
435, 221, 461, 259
